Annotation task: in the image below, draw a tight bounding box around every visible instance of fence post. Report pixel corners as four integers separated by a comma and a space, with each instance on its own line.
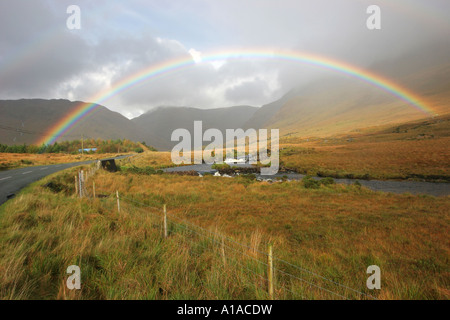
93, 181, 96, 199
268, 244, 274, 300
163, 204, 167, 238
78, 171, 83, 198
75, 175, 78, 196
83, 170, 87, 196
221, 237, 226, 266
116, 190, 120, 213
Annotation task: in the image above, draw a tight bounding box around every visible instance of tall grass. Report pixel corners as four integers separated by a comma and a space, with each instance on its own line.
0, 152, 128, 171
279, 115, 450, 181
0, 166, 448, 299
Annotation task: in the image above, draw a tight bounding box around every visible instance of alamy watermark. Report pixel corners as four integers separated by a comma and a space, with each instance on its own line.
66, 5, 81, 30
366, 5, 381, 30
171, 121, 279, 175
366, 265, 381, 289
66, 265, 81, 290
65, 4, 379, 32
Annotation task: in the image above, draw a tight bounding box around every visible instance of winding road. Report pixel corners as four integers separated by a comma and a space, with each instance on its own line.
0, 162, 91, 205
0, 155, 130, 206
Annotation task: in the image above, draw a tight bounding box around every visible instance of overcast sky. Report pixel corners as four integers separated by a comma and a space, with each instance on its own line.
0, 0, 449, 118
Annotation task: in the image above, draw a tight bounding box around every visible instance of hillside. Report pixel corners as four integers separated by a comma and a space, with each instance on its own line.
132, 105, 258, 150
0, 99, 141, 145
278, 114, 450, 181
0, 100, 258, 151
244, 44, 450, 138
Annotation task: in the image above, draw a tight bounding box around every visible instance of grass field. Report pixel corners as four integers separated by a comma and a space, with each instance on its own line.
279, 115, 450, 181
0, 152, 130, 171
0, 164, 448, 299
117, 150, 175, 169
0, 115, 448, 300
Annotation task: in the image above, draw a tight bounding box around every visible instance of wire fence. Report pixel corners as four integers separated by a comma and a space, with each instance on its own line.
75, 166, 378, 300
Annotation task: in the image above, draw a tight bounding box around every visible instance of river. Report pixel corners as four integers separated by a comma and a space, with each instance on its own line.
164, 164, 449, 197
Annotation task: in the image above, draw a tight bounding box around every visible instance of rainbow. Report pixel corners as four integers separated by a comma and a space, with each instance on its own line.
37, 48, 437, 145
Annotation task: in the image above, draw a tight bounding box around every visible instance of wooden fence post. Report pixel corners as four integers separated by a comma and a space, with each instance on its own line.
81, 170, 86, 198
78, 171, 83, 198
221, 237, 226, 266
268, 244, 274, 300
93, 181, 96, 199
163, 204, 167, 238
116, 190, 120, 213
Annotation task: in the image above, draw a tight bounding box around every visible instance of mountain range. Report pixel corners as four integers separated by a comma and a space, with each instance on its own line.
1, 44, 449, 150
0, 99, 259, 150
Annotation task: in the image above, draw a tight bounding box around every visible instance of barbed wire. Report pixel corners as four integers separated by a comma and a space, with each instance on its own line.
170, 220, 298, 299
106, 195, 339, 299
96, 192, 376, 300
116, 193, 376, 299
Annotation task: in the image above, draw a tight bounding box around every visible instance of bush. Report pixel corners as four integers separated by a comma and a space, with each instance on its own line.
242, 173, 256, 180
302, 176, 335, 188
121, 166, 157, 175
302, 176, 320, 189
320, 177, 335, 185
211, 163, 231, 171
134, 147, 144, 153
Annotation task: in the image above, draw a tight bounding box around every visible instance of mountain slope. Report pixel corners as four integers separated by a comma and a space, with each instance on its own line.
0, 99, 257, 150
244, 44, 450, 138
132, 105, 258, 150
0, 99, 141, 145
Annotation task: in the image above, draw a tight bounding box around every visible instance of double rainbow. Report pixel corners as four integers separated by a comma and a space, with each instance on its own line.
37, 49, 436, 145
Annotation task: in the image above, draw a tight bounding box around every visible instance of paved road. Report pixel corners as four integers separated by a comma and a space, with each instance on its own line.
0, 161, 92, 205
0, 155, 131, 206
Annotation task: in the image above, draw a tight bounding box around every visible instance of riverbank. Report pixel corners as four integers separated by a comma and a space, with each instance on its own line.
165, 163, 449, 197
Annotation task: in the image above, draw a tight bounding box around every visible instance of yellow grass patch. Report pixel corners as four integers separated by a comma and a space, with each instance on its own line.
279, 115, 450, 180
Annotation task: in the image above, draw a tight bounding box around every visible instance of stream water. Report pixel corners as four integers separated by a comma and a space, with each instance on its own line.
164, 164, 449, 197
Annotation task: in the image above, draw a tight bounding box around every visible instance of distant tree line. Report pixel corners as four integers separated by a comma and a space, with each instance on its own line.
0, 139, 152, 154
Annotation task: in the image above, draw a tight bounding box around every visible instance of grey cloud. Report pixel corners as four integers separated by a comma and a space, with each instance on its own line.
225, 78, 270, 104
0, 0, 448, 115
0, 1, 91, 97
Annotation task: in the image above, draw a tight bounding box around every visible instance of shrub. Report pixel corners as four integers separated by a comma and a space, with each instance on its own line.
211, 163, 231, 171
302, 176, 320, 189
242, 173, 256, 180
121, 166, 157, 175
320, 177, 335, 185
302, 176, 335, 188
